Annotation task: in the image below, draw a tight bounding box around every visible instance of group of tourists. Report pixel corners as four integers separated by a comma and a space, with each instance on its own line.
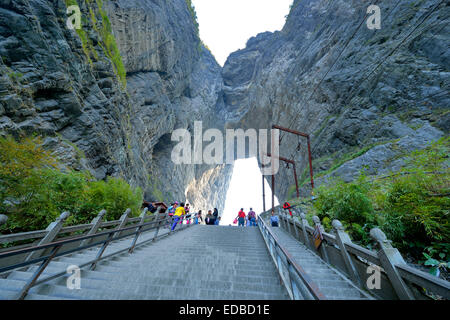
165, 202, 221, 231
205, 208, 220, 225
234, 208, 258, 227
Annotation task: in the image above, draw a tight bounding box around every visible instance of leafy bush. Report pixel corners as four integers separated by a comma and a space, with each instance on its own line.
313, 175, 378, 244
311, 137, 449, 261
0, 135, 143, 234
377, 138, 450, 259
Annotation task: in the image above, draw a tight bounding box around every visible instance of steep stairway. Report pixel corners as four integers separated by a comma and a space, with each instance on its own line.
268, 226, 373, 300
0, 225, 289, 300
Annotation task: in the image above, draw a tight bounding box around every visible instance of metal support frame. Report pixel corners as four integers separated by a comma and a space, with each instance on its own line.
267, 152, 299, 198
271, 174, 275, 213
18, 244, 62, 300
25, 212, 70, 262
129, 208, 149, 254
152, 207, 164, 241
272, 125, 315, 190
80, 210, 106, 248
262, 175, 266, 213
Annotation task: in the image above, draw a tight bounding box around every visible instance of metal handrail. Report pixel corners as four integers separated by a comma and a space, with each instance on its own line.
257, 216, 325, 300
0, 217, 142, 245
0, 212, 196, 300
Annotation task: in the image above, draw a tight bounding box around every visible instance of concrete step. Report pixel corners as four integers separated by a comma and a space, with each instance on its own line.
0, 225, 297, 300
32, 281, 288, 300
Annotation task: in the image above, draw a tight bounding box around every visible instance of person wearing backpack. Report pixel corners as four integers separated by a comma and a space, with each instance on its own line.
237, 209, 246, 227
283, 202, 293, 217
194, 210, 202, 225
270, 210, 279, 227
248, 208, 256, 227
167, 202, 178, 228
205, 210, 214, 225
185, 204, 191, 224
144, 201, 158, 214
212, 208, 219, 225
171, 202, 185, 231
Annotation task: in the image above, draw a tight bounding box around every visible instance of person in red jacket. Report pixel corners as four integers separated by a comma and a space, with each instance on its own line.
237, 209, 246, 227
283, 202, 293, 216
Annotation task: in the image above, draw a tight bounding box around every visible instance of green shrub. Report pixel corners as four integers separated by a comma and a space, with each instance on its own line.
313, 175, 378, 244
311, 137, 449, 261
82, 177, 143, 223
0, 135, 143, 234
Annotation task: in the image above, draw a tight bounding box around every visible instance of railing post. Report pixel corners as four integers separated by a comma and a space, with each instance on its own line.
90, 232, 114, 271
0, 214, 7, 226
299, 212, 313, 250
370, 228, 415, 300
152, 207, 163, 241
332, 219, 362, 286
278, 208, 287, 230
80, 210, 106, 247
115, 209, 131, 239
285, 211, 293, 235
291, 208, 301, 240
89, 209, 129, 271
25, 212, 70, 262
129, 208, 148, 254
313, 216, 330, 263
18, 244, 63, 300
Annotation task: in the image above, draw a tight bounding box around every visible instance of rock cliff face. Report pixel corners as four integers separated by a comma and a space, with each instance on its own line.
0, 0, 448, 212
222, 0, 449, 200
0, 0, 232, 213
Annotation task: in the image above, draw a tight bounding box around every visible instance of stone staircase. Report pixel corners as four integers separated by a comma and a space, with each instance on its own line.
268, 226, 373, 300
0, 225, 289, 300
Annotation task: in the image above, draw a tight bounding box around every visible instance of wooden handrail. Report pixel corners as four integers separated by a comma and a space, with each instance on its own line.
261, 209, 450, 300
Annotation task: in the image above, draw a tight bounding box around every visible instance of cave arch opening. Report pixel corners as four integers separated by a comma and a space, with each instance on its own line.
220, 157, 279, 226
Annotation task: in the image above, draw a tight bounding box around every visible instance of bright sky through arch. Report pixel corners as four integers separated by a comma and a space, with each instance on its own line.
192, 0, 293, 66
221, 158, 280, 226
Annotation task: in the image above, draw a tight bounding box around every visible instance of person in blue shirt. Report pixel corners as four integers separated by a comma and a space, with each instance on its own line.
214, 216, 221, 225
270, 210, 279, 227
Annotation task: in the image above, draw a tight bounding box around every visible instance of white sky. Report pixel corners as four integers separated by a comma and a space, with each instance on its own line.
221, 158, 279, 226
192, 0, 293, 66
190, 1, 288, 223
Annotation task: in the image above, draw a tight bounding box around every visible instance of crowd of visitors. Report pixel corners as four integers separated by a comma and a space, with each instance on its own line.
144, 201, 222, 231
144, 201, 281, 230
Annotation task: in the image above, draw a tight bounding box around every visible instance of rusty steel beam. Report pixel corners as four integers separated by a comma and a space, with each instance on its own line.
272, 174, 275, 213
262, 175, 266, 213
272, 124, 315, 190
267, 153, 300, 199
266, 153, 295, 164
272, 125, 309, 138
